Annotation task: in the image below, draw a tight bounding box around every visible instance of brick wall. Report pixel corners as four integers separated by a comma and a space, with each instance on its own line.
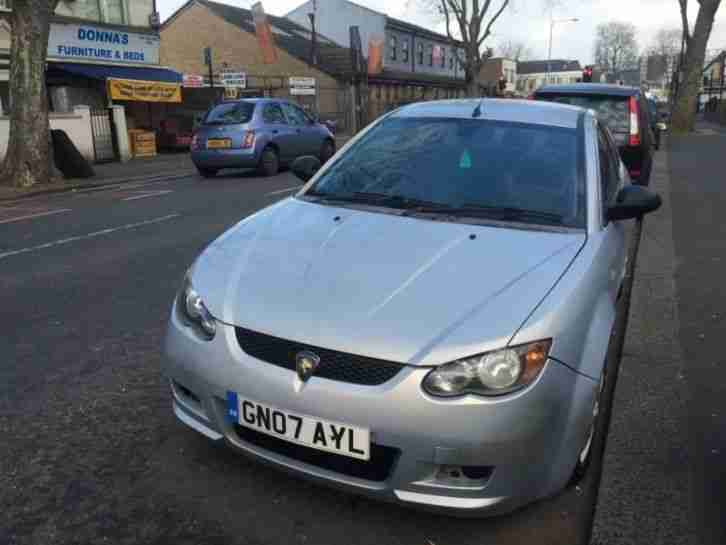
160, 2, 347, 126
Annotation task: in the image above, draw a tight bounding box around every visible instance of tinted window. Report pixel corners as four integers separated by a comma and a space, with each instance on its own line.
540, 94, 629, 143
305, 117, 585, 228
282, 103, 309, 126
203, 102, 255, 125
263, 103, 285, 123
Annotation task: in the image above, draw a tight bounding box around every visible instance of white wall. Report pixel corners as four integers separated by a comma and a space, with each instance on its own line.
286, 0, 385, 53
0, 106, 94, 162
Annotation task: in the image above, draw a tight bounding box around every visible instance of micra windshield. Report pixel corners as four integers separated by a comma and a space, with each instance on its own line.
300, 116, 586, 229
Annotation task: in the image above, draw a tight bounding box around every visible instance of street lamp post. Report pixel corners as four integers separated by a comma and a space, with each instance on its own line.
547, 17, 579, 85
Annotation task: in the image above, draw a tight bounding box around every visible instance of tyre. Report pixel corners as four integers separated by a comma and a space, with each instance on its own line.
259, 147, 279, 177
197, 167, 217, 178
319, 139, 335, 164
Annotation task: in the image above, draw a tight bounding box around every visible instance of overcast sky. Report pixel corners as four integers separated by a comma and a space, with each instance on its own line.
158, 0, 726, 65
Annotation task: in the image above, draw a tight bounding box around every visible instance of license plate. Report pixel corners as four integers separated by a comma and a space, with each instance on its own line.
206, 139, 231, 149
227, 393, 370, 461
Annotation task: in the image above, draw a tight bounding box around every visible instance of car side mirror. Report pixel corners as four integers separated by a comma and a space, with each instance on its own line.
291, 156, 322, 182
607, 185, 662, 221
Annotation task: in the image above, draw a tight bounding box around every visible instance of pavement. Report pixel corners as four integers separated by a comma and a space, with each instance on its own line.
0, 141, 707, 544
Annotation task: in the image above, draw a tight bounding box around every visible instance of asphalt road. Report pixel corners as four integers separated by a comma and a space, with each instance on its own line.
0, 154, 692, 545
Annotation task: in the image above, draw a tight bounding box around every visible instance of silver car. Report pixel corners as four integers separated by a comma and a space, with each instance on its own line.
163, 99, 661, 516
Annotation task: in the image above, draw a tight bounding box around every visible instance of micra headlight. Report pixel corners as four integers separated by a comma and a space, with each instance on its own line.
178, 274, 216, 340
422, 340, 552, 397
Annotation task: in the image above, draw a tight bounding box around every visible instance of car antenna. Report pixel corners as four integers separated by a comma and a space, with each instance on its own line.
472, 97, 485, 118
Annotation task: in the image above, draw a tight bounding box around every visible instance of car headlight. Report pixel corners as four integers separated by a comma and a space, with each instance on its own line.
422, 340, 552, 397
178, 274, 216, 340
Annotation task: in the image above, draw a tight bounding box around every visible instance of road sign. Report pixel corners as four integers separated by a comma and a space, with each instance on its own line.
183, 74, 205, 87
220, 72, 247, 88
289, 76, 316, 95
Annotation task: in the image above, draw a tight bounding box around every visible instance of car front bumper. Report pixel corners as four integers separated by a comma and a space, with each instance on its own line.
163, 306, 598, 516
191, 148, 259, 169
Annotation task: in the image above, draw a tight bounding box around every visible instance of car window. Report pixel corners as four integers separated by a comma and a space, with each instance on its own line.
305, 117, 586, 228
282, 103, 309, 126
203, 101, 255, 125
597, 124, 619, 221
539, 94, 630, 145
263, 103, 286, 124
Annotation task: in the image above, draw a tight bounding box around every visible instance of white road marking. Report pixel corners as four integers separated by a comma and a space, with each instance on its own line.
122, 190, 173, 201
265, 186, 301, 196
0, 214, 180, 261
0, 208, 71, 225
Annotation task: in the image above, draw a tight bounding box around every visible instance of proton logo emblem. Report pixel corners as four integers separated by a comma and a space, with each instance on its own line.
295, 350, 320, 382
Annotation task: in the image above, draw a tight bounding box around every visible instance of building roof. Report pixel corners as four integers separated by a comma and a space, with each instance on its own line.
517, 59, 582, 75
164, 0, 354, 78
385, 15, 462, 46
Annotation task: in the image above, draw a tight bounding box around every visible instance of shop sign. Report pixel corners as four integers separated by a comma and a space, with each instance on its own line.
183, 74, 205, 87
107, 78, 181, 103
220, 72, 247, 88
48, 22, 160, 65
290, 76, 315, 95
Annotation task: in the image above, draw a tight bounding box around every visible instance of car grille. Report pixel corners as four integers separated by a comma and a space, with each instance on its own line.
234, 327, 405, 386
234, 425, 400, 482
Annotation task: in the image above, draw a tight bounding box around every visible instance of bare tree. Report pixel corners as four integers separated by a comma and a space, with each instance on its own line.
423, 0, 512, 96
671, 0, 723, 133
648, 28, 681, 58
0, 0, 60, 188
593, 22, 639, 79
496, 39, 532, 61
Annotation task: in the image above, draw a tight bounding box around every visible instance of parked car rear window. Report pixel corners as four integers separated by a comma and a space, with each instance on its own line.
305, 117, 585, 228
203, 102, 255, 125
539, 94, 629, 144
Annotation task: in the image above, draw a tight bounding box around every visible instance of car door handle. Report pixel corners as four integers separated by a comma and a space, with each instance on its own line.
272, 130, 278, 134
295, 129, 302, 134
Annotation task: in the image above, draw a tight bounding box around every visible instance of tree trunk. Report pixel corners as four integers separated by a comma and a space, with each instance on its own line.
0, 0, 56, 188
671, 0, 722, 134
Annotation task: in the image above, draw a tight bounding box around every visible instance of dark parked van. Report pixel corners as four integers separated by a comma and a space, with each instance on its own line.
534, 84, 656, 185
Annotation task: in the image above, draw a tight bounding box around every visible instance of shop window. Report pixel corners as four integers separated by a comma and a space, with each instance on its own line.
390, 36, 397, 61
417, 43, 424, 65
402, 40, 409, 63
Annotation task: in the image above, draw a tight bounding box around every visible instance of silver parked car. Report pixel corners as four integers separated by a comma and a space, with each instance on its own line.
164, 99, 661, 516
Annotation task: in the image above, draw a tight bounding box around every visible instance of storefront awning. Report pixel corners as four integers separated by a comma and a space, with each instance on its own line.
49, 62, 182, 83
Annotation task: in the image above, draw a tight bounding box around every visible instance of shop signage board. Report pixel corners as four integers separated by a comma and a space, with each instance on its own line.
107, 78, 181, 103
289, 76, 316, 95
220, 72, 247, 88
183, 74, 205, 87
48, 22, 160, 65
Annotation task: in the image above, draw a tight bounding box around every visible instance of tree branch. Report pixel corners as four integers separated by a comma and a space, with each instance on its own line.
478, 0, 510, 47
679, 0, 691, 42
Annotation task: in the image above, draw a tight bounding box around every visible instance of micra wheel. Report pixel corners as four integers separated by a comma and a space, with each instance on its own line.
320, 139, 335, 164
259, 147, 279, 177
197, 167, 218, 178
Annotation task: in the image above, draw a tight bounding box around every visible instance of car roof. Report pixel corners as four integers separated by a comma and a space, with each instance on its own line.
392, 98, 583, 129
535, 83, 641, 97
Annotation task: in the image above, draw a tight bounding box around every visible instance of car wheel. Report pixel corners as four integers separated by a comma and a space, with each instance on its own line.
197, 167, 217, 178
259, 147, 279, 177
320, 139, 335, 164
569, 365, 606, 485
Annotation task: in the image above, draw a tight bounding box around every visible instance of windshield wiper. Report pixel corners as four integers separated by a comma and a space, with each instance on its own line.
407, 204, 566, 225
302, 191, 445, 210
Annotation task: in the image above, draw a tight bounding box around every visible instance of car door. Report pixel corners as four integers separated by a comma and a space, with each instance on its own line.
281, 102, 322, 157
597, 123, 627, 301
261, 102, 296, 163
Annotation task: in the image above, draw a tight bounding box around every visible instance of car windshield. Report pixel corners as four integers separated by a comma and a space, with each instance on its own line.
203, 102, 255, 125
540, 94, 629, 144
302, 117, 585, 228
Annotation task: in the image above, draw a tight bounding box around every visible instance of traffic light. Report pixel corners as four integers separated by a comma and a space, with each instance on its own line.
582, 66, 593, 83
